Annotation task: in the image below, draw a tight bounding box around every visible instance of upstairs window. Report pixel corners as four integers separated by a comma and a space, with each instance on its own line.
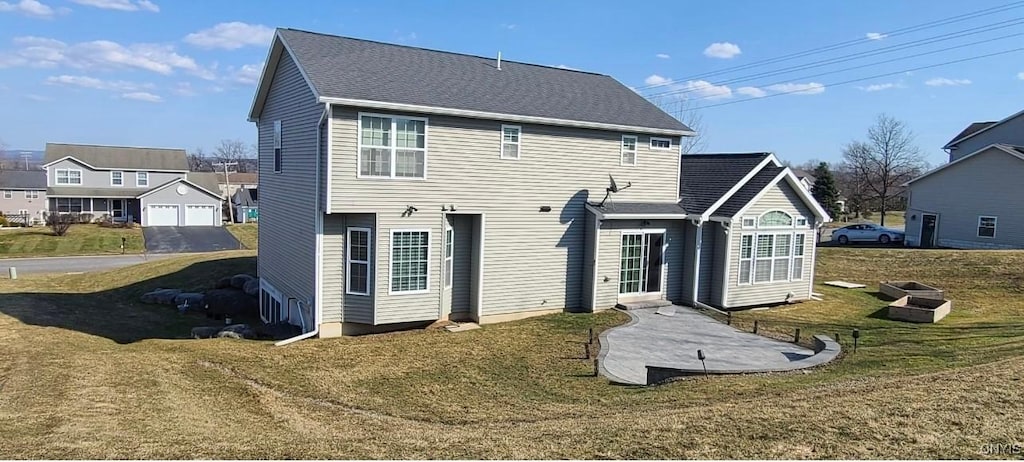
111, 171, 124, 186
273, 120, 283, 173
24, 190, 39, 199
500, 125, 520, 159
56, 169, 82, 185
137, 172, 149, 187
621, 135, 638, 166
359, 114, 427, 179
650, 137, 672, 150
2, 190, 11, 199
978, 216, 997, 238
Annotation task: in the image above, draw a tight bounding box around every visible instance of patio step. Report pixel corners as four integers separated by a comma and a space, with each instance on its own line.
615, 300, 673, 310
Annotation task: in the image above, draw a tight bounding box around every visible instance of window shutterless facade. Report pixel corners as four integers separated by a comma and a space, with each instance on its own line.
24, 190, 39, 199
111, 171, 124, 186
389, 230, 430, 294
500, 125, 521, 159
444, 225, 454, 288
137, 172, 149, 187
738, 210, 810, 285
55, 169, 82, 185
346, 227, 371, 295
649, 137, 672, 150
273, 120, 283, 173
620, 135, 637, 166
2, 190, 10, 199
358, 113, 427, 179
55, 197, 84, 213
978, 216, 996, 238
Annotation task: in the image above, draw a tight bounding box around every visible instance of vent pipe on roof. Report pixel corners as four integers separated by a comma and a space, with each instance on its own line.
497, 51, 502, 70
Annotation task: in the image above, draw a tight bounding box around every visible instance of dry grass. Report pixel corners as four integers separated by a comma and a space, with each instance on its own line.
225, 224, 258, 250
0, 224, 144, 258
0, 248, 1022, 458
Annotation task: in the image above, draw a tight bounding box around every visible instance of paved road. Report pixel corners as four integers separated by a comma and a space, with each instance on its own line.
0, 254, 179, 275
143, 226, 241, 254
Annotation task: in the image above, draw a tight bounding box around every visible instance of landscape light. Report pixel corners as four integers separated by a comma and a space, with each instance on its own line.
697, 349, 708, 378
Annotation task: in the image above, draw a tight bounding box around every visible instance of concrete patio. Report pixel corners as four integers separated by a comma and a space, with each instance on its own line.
598, 306, 840, 385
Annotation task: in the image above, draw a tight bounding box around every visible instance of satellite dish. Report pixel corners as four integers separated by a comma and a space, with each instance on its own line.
597, 174, 632, 207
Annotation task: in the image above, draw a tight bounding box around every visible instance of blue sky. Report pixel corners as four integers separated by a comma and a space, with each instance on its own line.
1, 0, 1022, 166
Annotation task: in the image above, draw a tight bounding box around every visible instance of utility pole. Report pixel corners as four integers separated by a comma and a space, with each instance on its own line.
212, 161, 239, 224
20, 153, 31, 170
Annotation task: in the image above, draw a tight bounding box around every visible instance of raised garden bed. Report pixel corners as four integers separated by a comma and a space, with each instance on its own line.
887, 295, 952, 323
879, 281, 944, 301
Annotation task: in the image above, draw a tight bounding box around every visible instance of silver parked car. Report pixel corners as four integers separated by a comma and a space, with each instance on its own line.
832, 223, 904, 245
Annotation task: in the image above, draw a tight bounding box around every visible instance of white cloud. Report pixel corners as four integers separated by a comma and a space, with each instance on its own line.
766, 82, 825, 95
866, 32, 887, 40
45, 74, 153, 92
703, 42, 741, 59
644, 74, 671, 86
184, 22, 274, 50
69, 0, 158, 12
683, 80, 731, 99
857, 82, 903, 92
656, 53, 670, 59
0, 36, 213, 79
925, 77, 971, 87
173, 81, 195, 96
643, 74, 732, 99
230, 62, 263, 85
121, 91, 162, 102
736, 86, 766, 98
1018, 72, 1024, 80
0, 0, 59, 18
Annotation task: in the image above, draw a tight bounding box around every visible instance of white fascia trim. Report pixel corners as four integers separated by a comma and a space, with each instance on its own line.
42, 155, 189, 173
326, 104, 334, 212
135, 178, 221, 200
942, 109, 1024, 149
700, 153, 781, 220
583, 203, 688, 220
249, 31, 322, 122
903, 144, 1024, 187
729, 168, 832, 222
320, 96, 694, 137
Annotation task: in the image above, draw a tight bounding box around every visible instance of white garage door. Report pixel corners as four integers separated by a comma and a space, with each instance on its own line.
148, 205, 179, 226
185, 205, 216, 226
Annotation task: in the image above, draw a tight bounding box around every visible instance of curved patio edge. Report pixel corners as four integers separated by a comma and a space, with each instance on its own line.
596, 307, 641, 385
645, 334, 842, 385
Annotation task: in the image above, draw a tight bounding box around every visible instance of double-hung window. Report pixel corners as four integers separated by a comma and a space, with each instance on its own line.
2, 190, 11, 199
359, 114, 427, 179
24, 190, 39, 199
390, 230, 430, 294
739, 235, 754, 284
273, 120, 283, 173
56, 169, 82, 185
111, 171, 124, 186
792, 234, 805, 280
500, 125, 520, 159
444, 225, 454, 288
137, 172, 149, 187
621, 135, 638, 166
978, 216, 997, 238
346, 227, 371, 295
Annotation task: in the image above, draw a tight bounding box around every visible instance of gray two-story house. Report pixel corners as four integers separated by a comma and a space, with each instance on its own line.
904, 108, 1024, 249
250, 29, 829, 338
42, 143, 224, 226
0, 170, 47, 225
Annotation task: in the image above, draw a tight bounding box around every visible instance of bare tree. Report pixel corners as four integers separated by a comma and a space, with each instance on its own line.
0, 138, 7, 172
650, 95, 707, 154
214, 139, 256, 173
188, 147, 213, 172
841, 114, 926, 226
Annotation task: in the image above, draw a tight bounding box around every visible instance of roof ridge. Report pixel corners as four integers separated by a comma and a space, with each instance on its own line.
279, 28, 609, 77
46, 142, 186, 152
681, 152, 771, 158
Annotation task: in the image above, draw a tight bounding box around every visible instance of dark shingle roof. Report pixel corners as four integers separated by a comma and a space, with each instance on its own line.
44, 143, 189, 171
275, 29, 690, 134
713, 165, 786, 217
0, 170, 46, 189
591, 201, 685, 215
233, 188, 258, 207
944, 121, 996, 148
678, 153, 771, 214
216, 172, 258, 185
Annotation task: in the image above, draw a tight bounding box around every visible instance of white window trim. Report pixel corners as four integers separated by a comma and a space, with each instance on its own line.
739, 231, 808, 285
136, 171, 149, 187
500, 124, 521, 160
273, 120, 283, 174
792, 233, 806, 281
356, 112, 429, 180
444, 223, 454, 289
977, 215, 997, 238
795, 216, 808, 227
346, 227, 372, 296
258, 279, 284, 324
110, 170, 124, 187
2, 190, 11, 199
741, 216, 756, 229
757, 210, 795, 228
617, 228, 668, 296
620, 135, 638, 166
388, 228, 432, 295
24, 190, 39, 199
55, 168, 83, 185
649, 136, 673, 151
738, 234, 754, 285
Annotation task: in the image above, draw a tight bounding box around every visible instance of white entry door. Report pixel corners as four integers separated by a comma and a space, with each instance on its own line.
185, 205, 216, 226
148, 205, 179, 226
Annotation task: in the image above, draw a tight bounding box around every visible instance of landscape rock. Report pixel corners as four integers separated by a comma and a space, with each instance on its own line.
204, 288, 257, 317
173, 292, 206, 310
217, 323, 256, 340
141, 288, 182, 305
242, 278, 260, 297
190, 326, 221, 339
215, 277, 233, 289
230, 274, 255, 289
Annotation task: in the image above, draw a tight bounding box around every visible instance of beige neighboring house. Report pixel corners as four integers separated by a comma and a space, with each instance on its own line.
0, 170, 47, 225
42, 143, 224, 227
215, 172, 258, 199
248, 29, 830, 338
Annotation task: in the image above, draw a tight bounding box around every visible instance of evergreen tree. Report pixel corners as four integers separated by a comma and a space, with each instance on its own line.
811, 162, 842, 218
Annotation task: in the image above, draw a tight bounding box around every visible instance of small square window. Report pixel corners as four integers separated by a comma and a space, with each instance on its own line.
978, 216, 997, 238
2, 190, 11, 199
742, 217, 756, 228
650, 137, 672, 150
796, 217, 808, 226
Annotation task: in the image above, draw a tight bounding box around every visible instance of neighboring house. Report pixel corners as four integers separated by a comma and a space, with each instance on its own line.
216, 172, 258, 199
0, 170, 47, 224
42, 143, 225, 227
231, 187, 258, 223
248, 29, 829, 337
941, 109, 1024, 162
793, 169, 816, 191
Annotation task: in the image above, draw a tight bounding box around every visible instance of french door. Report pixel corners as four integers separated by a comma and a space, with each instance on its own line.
619, 231, 666, 296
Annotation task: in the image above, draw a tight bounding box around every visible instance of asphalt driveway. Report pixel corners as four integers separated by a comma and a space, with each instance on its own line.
143, 226, 241, 254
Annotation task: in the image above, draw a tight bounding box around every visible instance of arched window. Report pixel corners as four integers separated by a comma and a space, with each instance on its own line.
759, 211, 793, 227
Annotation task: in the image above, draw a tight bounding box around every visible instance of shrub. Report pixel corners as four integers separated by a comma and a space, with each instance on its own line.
76, 213, 95, 224
0, 215, 8, 227
47, 213, 76, 236
861, 211, 873, 220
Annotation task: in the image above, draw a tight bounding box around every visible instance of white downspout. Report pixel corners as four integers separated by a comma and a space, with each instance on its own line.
276, 103, 329, 346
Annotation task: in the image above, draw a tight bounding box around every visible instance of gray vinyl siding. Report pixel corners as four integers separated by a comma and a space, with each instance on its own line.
905, 146, 1024, 249
0, 189, 47, 219
46, 158, 184, 188
594, 219, 685, 308
680, 222, 696, 303
949, 115, 1024, 162
726, 182, 815, 308
256, 50, 321, 311
581, 210, 597, 310
343, 214, 376, 322
139, 183, 221, 226
448, 214, 473, 314
696, 224, 716, 303
709, 223, 729, 307
329, 107, 681, 324
321, 214, 345, 323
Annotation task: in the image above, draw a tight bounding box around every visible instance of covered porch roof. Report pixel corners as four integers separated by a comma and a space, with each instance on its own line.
586, 201, 689, 219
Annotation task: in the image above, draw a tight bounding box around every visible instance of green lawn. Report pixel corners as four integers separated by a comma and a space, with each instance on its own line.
226, 223, 258, 250
0, 248, 1021, 458
828, 210, 906, 229
0, 224, 145, 258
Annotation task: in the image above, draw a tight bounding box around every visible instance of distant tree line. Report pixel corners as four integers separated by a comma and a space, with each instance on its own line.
188, 139, 258, 173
